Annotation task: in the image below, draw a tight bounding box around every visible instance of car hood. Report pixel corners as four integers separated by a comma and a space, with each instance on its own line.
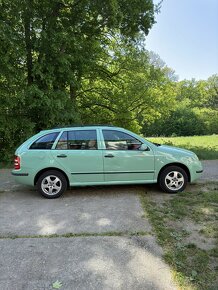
157, 145, 195, 157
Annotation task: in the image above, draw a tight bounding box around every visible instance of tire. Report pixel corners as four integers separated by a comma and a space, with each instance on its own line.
37, 170, 67, 198
159, 166, 188, 193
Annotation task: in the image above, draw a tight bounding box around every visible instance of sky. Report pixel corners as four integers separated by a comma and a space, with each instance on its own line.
145, 0, 218, 80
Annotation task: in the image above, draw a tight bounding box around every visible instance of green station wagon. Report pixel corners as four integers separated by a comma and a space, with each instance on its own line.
12, 125, 203, 198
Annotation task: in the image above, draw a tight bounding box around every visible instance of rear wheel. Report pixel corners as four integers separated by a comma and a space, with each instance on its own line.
159, 166, 188, 193
37, 170, 67, 198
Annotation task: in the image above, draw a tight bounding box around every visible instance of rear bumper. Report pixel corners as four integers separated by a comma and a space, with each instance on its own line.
11, 170, 33, 186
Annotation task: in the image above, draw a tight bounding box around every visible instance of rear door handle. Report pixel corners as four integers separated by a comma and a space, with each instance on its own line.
104, 154, 114, 158
57, 154, 67, 158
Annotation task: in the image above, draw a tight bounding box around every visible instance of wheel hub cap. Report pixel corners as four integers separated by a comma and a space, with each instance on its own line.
41, 175, 62, 195
165, 171, 184, 191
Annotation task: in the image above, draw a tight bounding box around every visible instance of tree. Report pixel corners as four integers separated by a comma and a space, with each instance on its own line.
77, 40, 177, 132
206, 74, 218, 109
0, 0, 158, 161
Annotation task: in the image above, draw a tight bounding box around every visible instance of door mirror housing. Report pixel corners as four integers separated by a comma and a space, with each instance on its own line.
139, 144, 149, 151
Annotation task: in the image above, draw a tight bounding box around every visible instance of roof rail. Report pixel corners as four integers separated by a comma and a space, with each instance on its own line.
51, 124, 116, 129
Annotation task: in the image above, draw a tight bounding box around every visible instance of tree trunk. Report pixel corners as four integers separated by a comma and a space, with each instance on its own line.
70, 83, 77, 101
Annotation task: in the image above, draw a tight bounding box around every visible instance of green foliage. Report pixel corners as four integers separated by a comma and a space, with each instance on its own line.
144, 107, 207, 136
144, 75, 218, 137
78, 43, 176, 133
0, 0, 217, 162
0, 0, 156, 161
195, 108, 218, 135
52, 280, 62, 289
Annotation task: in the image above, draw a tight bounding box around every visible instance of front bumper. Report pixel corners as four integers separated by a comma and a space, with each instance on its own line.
190, 161, 203, 182
196, 170, 203, 174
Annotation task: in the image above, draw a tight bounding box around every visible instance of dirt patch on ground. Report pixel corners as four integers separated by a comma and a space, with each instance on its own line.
147, 182, 218, 255
167, 218, 217, 251
146, 182, 218, 209
145, 191, 175, 207
188, 182, 218, 192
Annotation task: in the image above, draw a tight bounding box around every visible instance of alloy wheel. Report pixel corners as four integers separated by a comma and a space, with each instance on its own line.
41, 175, 62, 196
164, 171, 184, 191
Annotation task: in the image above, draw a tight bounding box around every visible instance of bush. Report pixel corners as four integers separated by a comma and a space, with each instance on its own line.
143, 108, 207, 137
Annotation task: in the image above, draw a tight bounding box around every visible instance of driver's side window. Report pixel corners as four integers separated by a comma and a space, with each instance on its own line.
102, 130, 142, 150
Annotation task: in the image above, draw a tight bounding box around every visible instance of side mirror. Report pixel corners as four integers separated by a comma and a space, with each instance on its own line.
140, 144, 149, 151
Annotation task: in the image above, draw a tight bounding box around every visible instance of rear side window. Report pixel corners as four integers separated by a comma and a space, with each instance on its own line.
30, 132, 59, 150
56, 130, 97, 150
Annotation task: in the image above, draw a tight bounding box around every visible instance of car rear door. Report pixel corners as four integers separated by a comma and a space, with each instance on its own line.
51, 129, 104, 184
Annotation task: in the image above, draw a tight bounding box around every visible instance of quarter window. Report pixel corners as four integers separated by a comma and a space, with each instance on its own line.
56, 130, 97, 150
102, 130, 142, 150
30, 132, 59, 150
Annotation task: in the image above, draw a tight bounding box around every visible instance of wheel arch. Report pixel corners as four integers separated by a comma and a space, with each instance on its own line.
157, 162, 191, 182
34, 167, 70, 187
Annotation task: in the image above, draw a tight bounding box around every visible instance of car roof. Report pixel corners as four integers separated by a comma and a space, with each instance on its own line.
40, 125, 124, 133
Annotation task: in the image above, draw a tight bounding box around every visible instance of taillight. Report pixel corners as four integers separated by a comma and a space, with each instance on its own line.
14, 155, 21, 170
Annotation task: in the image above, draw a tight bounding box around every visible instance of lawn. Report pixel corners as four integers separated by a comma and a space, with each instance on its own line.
141, 183, 218, 290
147, 135, 218, 160
140, 182, 218, 290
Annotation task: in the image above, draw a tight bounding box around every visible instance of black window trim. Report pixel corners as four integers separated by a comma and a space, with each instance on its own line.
102, 129, 146, 151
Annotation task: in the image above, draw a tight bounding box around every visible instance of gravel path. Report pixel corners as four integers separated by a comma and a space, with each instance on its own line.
201, 160, 218, 181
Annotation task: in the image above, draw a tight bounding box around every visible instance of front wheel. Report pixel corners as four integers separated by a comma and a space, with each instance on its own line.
37, 170, 67, 198
159, 166, 188, 193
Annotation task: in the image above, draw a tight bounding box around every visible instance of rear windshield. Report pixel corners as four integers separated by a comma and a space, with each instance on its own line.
30, 132, 59, 150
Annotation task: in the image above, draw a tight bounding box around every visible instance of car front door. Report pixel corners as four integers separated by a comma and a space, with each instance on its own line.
101, 129, 155, 182
51, 129, 104, 184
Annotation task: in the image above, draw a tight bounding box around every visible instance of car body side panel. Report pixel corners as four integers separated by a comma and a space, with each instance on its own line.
98, 128, 155, 182
153, 147, 203, 182
11, 126, 203, 188
49, 128, 104, 184
102, 150, 155, 182
50, 149, 104, 184
12, 149, 71, 186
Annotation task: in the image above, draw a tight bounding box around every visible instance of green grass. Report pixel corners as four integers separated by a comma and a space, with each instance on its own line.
0, 230, 150, 240
147, 135, 218, 160
140, 183, 218, 290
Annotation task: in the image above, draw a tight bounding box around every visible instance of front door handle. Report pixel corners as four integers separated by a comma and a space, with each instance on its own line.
57, 154, 67, 158
104, 154, 114, 158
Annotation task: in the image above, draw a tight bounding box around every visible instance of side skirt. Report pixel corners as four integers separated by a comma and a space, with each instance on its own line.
69, 180, 157, 187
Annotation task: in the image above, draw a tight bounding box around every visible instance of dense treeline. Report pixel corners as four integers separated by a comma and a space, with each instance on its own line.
144, 74, 218, 137
0, 0, 217, 161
